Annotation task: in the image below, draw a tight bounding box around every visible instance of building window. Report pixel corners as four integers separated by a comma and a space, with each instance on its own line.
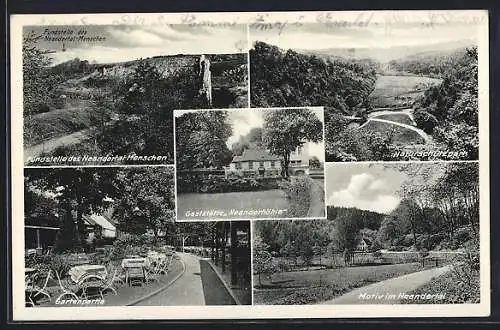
235, 162, 241, 170
296, 160, 302, 165
270, 161, 275, 168
259, 161, 264, 167
248, 161, 253, 169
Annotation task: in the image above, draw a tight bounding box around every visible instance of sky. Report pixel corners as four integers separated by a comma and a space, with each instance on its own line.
250, 21, 478, 51
175, 108, 325, 162
24, 24, 247, 65
325, 163, 409, 214
227, 108, 325, 162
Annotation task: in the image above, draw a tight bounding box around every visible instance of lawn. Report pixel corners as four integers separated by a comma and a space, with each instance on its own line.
253, 262, 423, 305
369, 75, 442, 107
359, 120, 427, 145
373, 113, 415, 126
177, 189, 290, 220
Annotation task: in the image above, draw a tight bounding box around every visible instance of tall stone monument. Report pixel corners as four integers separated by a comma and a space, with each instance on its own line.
199, 54, 212, 107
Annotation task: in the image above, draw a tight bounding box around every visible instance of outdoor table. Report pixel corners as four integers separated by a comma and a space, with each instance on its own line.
121, 257, 150, 268
68, 264, 107, 283
121, 258, 149, 286
147, 251, 168, 264
67, 253, 91, 266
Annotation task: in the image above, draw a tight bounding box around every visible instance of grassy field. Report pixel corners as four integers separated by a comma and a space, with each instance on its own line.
359, 120, 426, 145
370, 75, 442, 108
254, 262, 423, 305
373, 113, 415, 126
177, 189, 290, 220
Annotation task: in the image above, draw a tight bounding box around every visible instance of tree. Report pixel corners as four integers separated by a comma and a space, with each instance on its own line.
332, 210, 360, 253
253, 235, 276, 286
98, 61, 204, 160
22, 30, 57, 117
263, 108, 323, 178
112, 167, 175, 243
176, 111, 233, 169
24, 168, 116, 251
432, 162, 479, 238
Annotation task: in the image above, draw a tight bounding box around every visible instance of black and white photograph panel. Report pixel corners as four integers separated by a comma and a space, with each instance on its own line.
23, 24, 248, 166
250, 18, 480, 161
253, 162, 479, 305
174, 107, 326, 221
23, 166, 251, 306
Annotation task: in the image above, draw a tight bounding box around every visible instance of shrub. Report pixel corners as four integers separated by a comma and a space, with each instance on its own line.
279, 176, 314, 217
107, 233, 145, 260
177, 174, 281, 193
49, 253, 73, 276
388, 245, 405, 252
401, 234, 415, 247
454, 227, 473, 247
414, 108, 438, 134
372, 250, 382, 258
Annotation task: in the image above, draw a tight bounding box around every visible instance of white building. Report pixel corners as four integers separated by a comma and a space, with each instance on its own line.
226, 144, 310, 177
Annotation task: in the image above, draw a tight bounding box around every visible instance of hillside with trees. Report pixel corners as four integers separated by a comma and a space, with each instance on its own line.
388, 48, 472, 78
23, 34, 248, 164
250, 41, 377, 115
412, 47, 479, 159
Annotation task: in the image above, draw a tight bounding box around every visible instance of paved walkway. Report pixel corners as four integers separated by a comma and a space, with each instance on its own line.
308, 178, 325, 217
322, 265, 453, 304
135, 253, 206, 306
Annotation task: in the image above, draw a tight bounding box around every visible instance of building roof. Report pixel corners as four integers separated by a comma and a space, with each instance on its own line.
232, 148, 280, 162
83, 214, 116, 231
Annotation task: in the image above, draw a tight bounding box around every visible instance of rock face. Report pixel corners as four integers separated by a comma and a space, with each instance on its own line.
96, 55, 200, 80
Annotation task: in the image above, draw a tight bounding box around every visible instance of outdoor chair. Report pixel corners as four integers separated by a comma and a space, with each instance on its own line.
45, 246, 55, 256
79, 274, 106, 300
157, 257, 171, 276
25, 275, 36, 307
106, 263, 125, 287
55, 270, 80, 300
30, 269, 52, 302
100, 267, 122, 296
145, 264, 161, 284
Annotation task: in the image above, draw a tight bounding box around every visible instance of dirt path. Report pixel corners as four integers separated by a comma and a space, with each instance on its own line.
321, 265, 452, 304
24, 129, 90, 161
368, 109, 416, 125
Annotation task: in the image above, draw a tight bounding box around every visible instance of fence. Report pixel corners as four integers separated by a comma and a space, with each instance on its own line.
273, 250, 468, 271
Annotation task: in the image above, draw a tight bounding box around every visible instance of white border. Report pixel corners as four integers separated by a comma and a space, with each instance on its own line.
10, 10, 489, 320
173, 106, 327, 222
